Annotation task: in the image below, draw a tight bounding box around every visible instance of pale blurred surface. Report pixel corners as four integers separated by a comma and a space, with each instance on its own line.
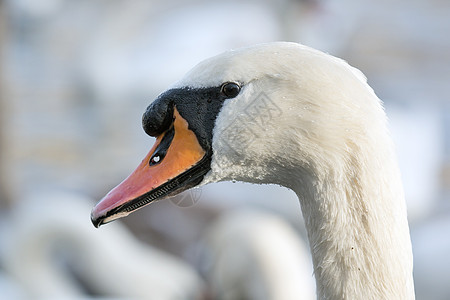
0, 0, 449, 299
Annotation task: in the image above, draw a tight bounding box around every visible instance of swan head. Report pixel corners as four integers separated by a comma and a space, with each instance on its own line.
91, 42, 384, 227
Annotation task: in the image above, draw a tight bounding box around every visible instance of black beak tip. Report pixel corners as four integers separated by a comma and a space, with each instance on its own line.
90, 211, 103, 228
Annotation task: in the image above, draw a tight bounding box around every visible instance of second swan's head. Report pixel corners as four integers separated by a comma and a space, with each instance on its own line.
91, 42, 386, 227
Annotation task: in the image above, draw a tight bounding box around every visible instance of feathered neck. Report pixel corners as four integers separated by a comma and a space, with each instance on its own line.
289, 123, 415, 299
208, 93, 416, 298
199, 42, 415, 299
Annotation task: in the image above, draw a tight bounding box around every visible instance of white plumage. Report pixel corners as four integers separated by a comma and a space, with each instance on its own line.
178, 42, 415, 299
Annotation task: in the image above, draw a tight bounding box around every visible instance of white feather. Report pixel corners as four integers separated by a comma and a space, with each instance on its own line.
177, 42, 414, 299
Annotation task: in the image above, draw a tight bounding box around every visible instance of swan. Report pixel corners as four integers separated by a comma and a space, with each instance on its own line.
91, 42, 415, 299
1, 191, 204, 299
198, 209, 315, 300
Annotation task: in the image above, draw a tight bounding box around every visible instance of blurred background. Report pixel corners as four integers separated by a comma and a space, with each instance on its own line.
0, 0, 449, 299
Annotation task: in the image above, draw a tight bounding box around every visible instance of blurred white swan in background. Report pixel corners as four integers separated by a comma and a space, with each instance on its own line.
0, 271, 27, 300
412, 213, 450, 300
198, 209, 315, 300
0, 191, 204, 299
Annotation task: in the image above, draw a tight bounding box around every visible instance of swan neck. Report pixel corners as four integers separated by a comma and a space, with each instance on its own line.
291, 150, 414, 299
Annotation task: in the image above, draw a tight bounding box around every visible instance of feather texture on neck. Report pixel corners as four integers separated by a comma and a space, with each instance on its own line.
191, 42, 415, 299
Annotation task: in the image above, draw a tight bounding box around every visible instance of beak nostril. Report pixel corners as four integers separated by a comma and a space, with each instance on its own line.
151, 155, 161, 164
148, 125, 175, 167
91, 108, 209, 227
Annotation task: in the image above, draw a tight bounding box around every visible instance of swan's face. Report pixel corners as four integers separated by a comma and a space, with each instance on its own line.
91, 42, 378, 227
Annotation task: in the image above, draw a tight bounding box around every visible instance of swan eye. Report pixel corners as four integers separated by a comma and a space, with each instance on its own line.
221, 82, 241, 98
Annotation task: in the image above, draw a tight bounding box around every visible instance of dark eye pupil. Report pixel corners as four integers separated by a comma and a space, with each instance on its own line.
221, 82, 240, 98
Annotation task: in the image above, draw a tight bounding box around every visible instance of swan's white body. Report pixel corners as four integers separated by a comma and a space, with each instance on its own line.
175, 43, 415, 299
200, 210, 315, 300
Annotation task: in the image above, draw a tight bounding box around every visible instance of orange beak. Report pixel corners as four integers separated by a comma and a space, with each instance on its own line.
91, 108, 208, 227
